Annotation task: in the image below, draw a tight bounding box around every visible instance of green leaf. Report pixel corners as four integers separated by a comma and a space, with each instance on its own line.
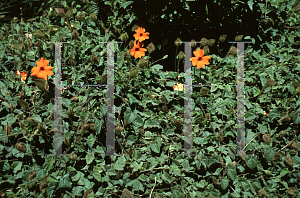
27, 50, 35, 61
280, 168, 290, 177
264, 148, 275, 162
293, 110, 300, 124
145, 119, 160, 129
13, 161, 22, 173
246, 157, 258, 169
86, 151, 95, 165
87, 134, 95, 148
121, 1, 133, 9
57, 174, 72, 189
114, 156, 126, 170
124, 107, 136, 124
221, 177, 230, 190
32, 114, 42, 122
150, 137, 162, 153
132, 114, 144, 127
94, 119, 103, 134
227, 166, 237, 181
245, 109, 257, 121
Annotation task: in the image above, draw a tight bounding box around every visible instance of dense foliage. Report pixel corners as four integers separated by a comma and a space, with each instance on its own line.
0, 0, 300, 197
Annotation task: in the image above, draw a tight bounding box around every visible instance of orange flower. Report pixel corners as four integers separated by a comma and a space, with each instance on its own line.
129, 41, 147, 59
15, 70, 28, 82
31, 57, 54, 81
133, 27, 149, 42
173, 83, 184, 91
151, 94, 156, 98
190, 49, 211, 69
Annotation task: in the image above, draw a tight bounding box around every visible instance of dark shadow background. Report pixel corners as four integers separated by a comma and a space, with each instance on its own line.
125, 0, 287, 72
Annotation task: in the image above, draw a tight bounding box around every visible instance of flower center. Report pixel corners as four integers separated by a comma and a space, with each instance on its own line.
198, 57, 202, 61
40, 67, 45, 71
135, 47, 140, 51
139, 33, 143, 36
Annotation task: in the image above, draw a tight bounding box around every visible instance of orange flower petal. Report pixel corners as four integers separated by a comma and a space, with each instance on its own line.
197, 62, 205, 69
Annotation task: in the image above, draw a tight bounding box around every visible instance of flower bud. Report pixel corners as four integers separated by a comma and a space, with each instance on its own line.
77, 11, 85, 21
217, 135, 223, 142
205, 113, 211, 120
37, 123, 47, 133
116, 125, 122, 133
67, 107, 73, 117
122, 51, 131, 61
70, 152, 77, 161
9, 103, 14, 113
129, 66, 139, 79
138, 58, 148, 68
203, 46, 210, 55
18, 98, 29, 109
32, 30, 44, 39
100, 74, 107, 84
60, 37, 65, 42
64, 7, 73, 20
70, 95, 79, 102
15, 142, 27, 153
265, 78, 276, 87
18, 44, 25, 54
174, 37, 182, 46
28, 170, 36, 181
115, 28, 121, 35
120, 32, 129, 42
13, 17, 18, 23
208, 39, 216, 47
128, 40, 134, 49
178, 51, 185, 60
190, 39, 197, 47
50, 43, 54, 52
19, 28, 24, 35
235, 35, 243, 42
258, 189, 266, 198
89, 13, 97, 22
28, 117, 39, 125
262, 134, 271, 145
39, 181, 48, 194
4, 124, 12, 135
131, 24, 139, 32
146, 42, 155, 54
200, 37, 208, 46
18, 37, 24, 44
229, 46, 237, 56
72, 29, 79, 39
279, 115, 291, 123
90, 54, 98, 64
219, 35, 227, 43
64, 136, 70, 146
34, 79, 46, 91
200, 87, 210, 96
68, 58, 75, 66
285, 156, 294, 167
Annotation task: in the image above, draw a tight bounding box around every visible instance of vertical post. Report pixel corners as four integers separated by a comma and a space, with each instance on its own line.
229, 41, 254, 157
46, 42, 69, 157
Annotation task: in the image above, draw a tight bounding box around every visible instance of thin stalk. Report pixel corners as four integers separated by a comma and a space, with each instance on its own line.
175, 46, 178, 72
255, 84, 266, 103
176, 58, 180, 80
